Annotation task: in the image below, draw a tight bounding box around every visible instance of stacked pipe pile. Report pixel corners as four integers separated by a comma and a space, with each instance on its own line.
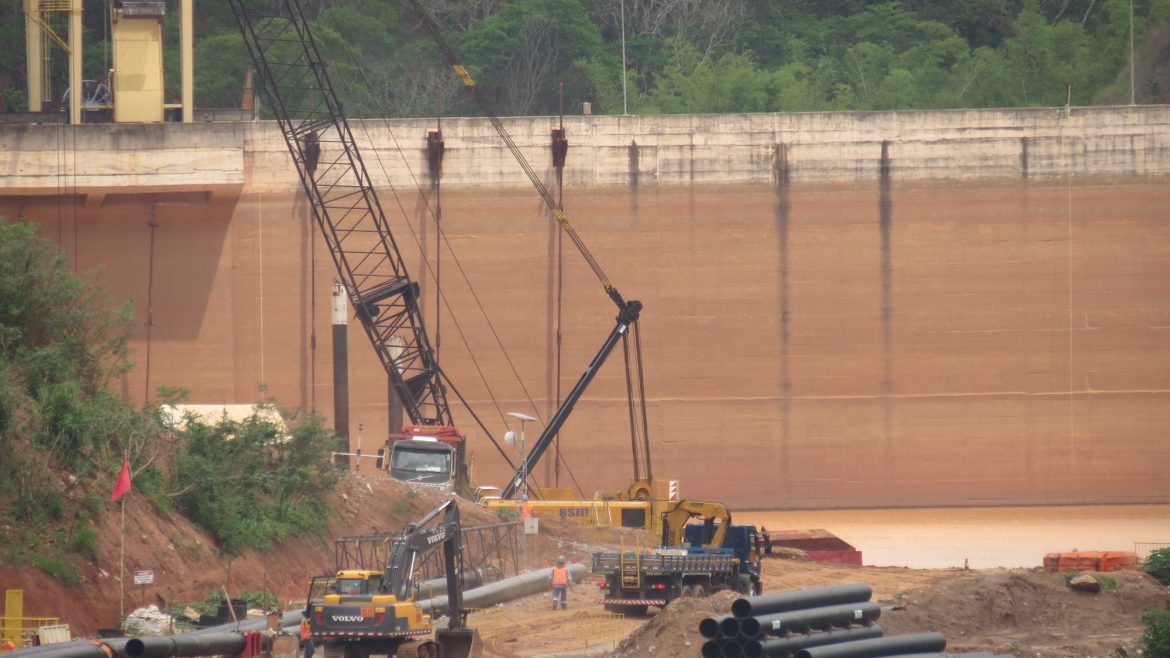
699, 583, 1018, 658
700, 583, 884, 658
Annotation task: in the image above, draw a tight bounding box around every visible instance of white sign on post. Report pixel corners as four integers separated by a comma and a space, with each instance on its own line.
133, 569, 154, 585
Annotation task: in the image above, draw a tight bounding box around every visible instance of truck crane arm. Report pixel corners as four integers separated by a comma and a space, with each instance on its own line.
499, 300, 642, 500
660, 500, 733, 549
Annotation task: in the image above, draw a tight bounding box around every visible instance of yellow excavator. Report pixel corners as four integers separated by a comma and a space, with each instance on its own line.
306, 501, 479, 658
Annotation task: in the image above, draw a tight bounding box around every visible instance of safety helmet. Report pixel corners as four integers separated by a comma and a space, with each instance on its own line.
556, 555, 565, 565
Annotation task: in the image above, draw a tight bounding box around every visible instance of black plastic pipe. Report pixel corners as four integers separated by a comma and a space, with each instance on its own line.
701, 615, 739, 639
124, 633, 246, 658
733, 583, 872, 619
4, 639, 129, 658
747, 601, 881, 636
722, 617, 743, 638
703, 640, 726, 658
744, 625, 884, 657
722, 639, 745, 658
795, 633, 947, 658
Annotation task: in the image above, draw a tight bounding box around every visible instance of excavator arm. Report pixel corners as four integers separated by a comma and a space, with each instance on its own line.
660, 500, 733, 548
382, 500, 463, 609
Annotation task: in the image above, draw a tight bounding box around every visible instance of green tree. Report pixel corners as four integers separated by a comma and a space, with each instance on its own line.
1144, 609, 1170, 658
0, 220, 137, 471
1145, 546, 1170, 585
169, 403, 339, 554
459, 0, 606, 115
640, 40, 776, 114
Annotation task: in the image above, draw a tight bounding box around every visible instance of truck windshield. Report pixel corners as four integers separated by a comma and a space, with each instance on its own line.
391, 448, 452, 474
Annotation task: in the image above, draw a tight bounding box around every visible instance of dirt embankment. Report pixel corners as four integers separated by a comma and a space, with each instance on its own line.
0, 474, 615, 636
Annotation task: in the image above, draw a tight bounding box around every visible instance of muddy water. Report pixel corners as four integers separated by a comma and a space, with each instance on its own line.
738, 504, 1170, 568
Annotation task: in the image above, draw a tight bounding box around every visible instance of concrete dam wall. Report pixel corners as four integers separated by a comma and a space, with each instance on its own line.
2, 106, 1168, 508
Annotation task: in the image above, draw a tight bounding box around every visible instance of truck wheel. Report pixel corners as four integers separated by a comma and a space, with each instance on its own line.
736, 575, 752, 594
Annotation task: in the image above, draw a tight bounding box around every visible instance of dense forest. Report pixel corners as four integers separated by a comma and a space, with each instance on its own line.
1, 0, 1168, 118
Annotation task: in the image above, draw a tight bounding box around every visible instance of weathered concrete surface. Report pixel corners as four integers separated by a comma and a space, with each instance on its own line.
1, 108, 1168, 508
2, 106, 1169, 194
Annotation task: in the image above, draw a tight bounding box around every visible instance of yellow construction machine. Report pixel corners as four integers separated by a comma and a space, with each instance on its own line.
306, 501, 479, 658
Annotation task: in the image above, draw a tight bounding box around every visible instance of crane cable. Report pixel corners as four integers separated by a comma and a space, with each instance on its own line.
404, 0, 628, 312
312, 8, 594, 493
404, 0, 654, 494
314, 13, 556, 472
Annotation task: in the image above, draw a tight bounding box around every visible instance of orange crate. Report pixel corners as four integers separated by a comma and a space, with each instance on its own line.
1099, 551, 1137, 572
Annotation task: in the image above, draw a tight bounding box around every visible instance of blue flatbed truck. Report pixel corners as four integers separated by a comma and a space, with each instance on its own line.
593, 521, 762, 615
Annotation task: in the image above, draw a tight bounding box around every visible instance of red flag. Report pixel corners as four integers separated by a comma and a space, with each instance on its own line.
110, 454, 132, 502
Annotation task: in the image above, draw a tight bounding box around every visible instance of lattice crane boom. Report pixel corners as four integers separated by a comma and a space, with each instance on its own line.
228, 0, 451, 426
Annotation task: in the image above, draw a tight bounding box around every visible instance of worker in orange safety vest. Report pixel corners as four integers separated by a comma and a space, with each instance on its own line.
549, 555, 573, 610
299, 610, 315, 658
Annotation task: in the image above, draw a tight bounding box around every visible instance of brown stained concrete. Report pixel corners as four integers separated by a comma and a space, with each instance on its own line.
2, 178, 1169, 508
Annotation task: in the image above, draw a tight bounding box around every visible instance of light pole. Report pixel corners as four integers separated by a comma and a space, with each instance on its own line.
506, 412, 537, 499
620, 0, 628, 115
506, 412, 537, 571
1129, 0, 1135, 105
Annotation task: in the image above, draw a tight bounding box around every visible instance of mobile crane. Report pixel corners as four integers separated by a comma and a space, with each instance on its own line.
592, 500, 762, 615
230, 0, 664, 510
228, 0, 480, 495
306, 500, 478, 658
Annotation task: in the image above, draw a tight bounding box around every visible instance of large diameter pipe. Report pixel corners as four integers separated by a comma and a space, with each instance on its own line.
744, 625, 884, 658
125, 633, 247, 658
733, 583, 872, 619
703, 640, 726, 658
747, 601, 881, 637
5, 639, 130, 658
795, 633, 947, 658
414, 568, 486, 597
700, 615, 741, 639
722, 639, 744, 658
417, 564, 586, 615
722, 617, 743, 638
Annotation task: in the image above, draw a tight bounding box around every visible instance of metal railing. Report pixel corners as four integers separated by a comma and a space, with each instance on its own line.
1135, 542, 1170, 560
0, 615, 62, 646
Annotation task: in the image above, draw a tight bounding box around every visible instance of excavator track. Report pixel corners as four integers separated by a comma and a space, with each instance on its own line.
393, 639, 418, 658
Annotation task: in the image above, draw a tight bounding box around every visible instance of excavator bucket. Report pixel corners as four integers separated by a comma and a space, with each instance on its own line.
435, 628, 481, 658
